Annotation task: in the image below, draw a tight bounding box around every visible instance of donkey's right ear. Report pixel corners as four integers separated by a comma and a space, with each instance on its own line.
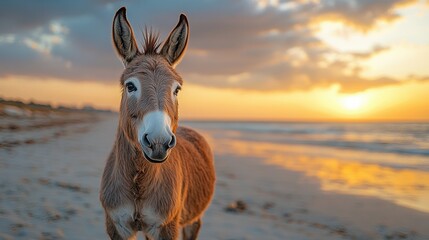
112, 7, 139, 67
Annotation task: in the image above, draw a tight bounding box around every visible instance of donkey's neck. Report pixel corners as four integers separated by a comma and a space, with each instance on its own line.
114, 127, 160, 182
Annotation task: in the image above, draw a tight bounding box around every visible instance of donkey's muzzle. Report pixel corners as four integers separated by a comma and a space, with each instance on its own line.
141, 133, 176, 163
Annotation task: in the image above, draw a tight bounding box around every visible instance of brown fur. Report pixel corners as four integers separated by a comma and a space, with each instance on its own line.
100, 8, 215, 240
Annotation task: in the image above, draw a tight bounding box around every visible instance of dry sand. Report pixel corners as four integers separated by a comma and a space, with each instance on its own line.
0, 114, 428, 240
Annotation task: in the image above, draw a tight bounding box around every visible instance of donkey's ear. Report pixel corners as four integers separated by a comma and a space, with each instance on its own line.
161, 14, 189, 68
112, 7, 139, 67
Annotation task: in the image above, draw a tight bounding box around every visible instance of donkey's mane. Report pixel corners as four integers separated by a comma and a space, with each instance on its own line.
142, 27, 161, 55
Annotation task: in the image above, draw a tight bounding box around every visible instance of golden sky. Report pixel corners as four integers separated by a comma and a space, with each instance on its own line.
0, 0, 428, 121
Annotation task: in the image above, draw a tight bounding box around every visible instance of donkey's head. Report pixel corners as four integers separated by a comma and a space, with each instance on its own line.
112, 7, 189, 163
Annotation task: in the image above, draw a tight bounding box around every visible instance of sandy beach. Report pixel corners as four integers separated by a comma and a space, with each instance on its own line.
1, 113, 428, 240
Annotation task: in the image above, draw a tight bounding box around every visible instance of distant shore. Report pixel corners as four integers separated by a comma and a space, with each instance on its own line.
0, 97, 114, 117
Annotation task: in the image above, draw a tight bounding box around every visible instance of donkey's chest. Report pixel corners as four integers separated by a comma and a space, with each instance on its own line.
105, 169, 181, 234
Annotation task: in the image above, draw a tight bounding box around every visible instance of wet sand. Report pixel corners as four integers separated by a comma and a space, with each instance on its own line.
1, 114, 428, 239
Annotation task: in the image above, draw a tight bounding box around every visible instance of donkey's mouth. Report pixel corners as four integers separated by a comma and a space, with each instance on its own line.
143, 151, 168, 163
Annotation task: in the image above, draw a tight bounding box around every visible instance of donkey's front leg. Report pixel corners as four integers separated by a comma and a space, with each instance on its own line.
105, 215, 137, 240
158, 218, 180, 240
105, 204, 138, 240
182, 218, 201, 240
146, 216, 179, 240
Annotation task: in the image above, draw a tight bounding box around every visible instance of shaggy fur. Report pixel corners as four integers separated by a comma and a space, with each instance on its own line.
100, 7, 215, 240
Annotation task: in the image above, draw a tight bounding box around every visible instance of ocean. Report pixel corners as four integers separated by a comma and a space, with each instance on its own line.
184, 121, 429, 157
184, 121, 429, 213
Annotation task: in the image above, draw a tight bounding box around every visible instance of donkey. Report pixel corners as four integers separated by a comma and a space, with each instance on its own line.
100, 7, 216, 240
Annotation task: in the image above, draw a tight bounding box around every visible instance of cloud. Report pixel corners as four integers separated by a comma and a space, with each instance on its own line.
22, 23, 67, 56
314, 0, 418, 30
0, 0, 119, 34
0, 0, 426, 94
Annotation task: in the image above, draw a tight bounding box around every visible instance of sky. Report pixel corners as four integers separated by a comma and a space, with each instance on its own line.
0, 0, 428, 121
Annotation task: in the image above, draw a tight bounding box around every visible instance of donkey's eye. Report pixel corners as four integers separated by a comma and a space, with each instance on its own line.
126, 82, 137, 92
173, 86, 181, 96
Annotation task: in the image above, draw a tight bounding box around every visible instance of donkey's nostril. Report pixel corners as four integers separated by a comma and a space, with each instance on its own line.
168, 135, 176, 149
142, 133, 151, 148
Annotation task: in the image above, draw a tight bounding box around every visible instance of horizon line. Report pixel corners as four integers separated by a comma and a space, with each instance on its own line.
179, 118, 429, 123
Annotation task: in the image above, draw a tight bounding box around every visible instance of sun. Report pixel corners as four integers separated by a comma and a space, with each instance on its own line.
341, 95, 365, 111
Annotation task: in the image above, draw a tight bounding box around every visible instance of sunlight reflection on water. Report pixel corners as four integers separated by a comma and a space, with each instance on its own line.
268, 155, 429, 213
199, 129, 429, 213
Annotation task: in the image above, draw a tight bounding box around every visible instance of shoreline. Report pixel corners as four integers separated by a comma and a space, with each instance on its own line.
0, 115, 428, 239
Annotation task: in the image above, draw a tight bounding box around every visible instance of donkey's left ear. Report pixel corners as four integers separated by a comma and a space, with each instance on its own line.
161, 14, 189, 68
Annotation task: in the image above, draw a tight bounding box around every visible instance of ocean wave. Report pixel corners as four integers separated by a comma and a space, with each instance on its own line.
184, 121, 429, 157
